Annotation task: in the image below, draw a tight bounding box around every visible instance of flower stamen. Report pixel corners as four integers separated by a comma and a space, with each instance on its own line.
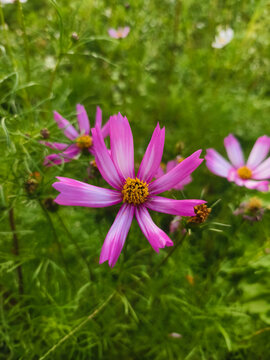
237, 166, 252, 180
76, 135, 92, 149
122, 177, 149, 205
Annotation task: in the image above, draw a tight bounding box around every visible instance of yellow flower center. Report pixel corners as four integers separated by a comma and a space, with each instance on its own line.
247, 197, 262, 211
122, 177, 149, 205
76, 135, 92, 149
177, 156, 184, 163
237, 166, 252, 180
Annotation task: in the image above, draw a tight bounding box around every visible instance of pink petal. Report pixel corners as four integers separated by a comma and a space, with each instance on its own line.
155, 166, 165, 179
243, 179, 269, 192
53, 111, 79, 140
108, 29, 118, 39
91, 127, 124, 190
99, 204, 134, 267
173, 175, 192, 190
146, 196, 206, 216
43, 144, 80, 167
95, 106, 102, 129
40, 141, 69, 151
53, 177, 122, 207
121, 27, 130, 37
224, 134, 244, 168
76, 104, 90, 135
135, 206, 173, 253
137, 124, 165, 183
166, 160, 178, 173
252, 157, 270, 180
110, 113, 135, 179
101, 120, 110, 138
149, 150, 203, 195
247, 136, 270, 169
205, 148, 232, 178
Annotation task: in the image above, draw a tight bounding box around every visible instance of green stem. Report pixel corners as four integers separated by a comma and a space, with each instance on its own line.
150, 231, 189, 276
8, 208, 24, 295
39, 292, 116, 360
38, 199, 73, 286
57, 212, 93, 282
16, 0, 30, 82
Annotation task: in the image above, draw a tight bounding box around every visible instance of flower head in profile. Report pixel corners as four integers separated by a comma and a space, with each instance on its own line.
41, 105, 109, 166
234, 197, 266, 222
156, 156, 192, 190
205, 134, 270, 191
212, 27, 234, 48
108, 27, 130, 39
53, 114, 205, 267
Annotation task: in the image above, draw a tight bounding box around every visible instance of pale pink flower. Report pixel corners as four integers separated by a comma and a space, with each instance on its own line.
156, 156, 192, 190
41, 105, 109, 167
53, 114, 205, 267
108, 27, 130, 39
205, 134, 270, 191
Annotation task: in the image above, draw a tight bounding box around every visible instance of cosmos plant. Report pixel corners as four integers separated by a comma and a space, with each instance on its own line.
212, 27, 234, 49
53, 113, 205, 267
205, 134, 270, 191
108, 27, 130, 39
40, 105, 109, 166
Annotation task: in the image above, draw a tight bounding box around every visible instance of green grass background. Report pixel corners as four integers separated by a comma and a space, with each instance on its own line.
1, 0, 270, 359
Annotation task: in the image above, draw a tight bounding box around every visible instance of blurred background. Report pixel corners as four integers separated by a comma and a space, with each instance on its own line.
1, 0, 270, 359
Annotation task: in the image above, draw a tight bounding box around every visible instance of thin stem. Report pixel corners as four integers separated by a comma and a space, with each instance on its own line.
57, 212, 93, 282
39, 292, 116, 360
150, 231, 189, 276
8, 208, 24, 295
16, 0, 30, 82
38, 199, 73, 286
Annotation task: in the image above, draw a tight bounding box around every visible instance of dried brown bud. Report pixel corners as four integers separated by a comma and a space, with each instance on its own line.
24, 172, 41, 195
188, 204, 211, 224
40, 128, 50, 139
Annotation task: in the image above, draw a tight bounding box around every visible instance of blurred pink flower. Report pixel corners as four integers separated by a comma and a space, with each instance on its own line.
205, 135, 270, 191
53, 113, 205, 267
156, 156, 192, 190
108, 27, 130, 39
41, 105, 109, 167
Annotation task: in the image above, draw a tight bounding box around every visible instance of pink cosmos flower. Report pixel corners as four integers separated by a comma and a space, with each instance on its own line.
205, 134, 270, 191
41, 105, 109, 166
156, 156, 192, 190
53, 114, 205, 267
108, 27, 130, 39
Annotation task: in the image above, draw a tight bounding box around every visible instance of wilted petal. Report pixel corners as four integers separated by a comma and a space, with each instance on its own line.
224, 134, 244, 168
53, 177, 122, 207
205, 148, 232, 178
76, 104, 90, 135
110, 113, 135, 179
247, 136, 270, 169
99, 204, 134, 267
92, 127, 124, 189
149, 150, 203, 195
53, 111, 79, 140
137, 124, 165, 183
146, 196, 206, 216
135, 206, 173, 252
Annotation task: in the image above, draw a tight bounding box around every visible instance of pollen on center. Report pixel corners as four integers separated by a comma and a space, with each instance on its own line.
237, 166, 252, 180
76, 135, 92, 149
122, 177, 149, 205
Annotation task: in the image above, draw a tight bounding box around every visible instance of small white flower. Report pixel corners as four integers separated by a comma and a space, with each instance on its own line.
44, 56, 56, 70
212, 27, 234, 49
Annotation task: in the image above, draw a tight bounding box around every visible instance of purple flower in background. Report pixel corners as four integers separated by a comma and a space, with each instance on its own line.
53, 114, 205, 267
205, 135, 270, 191
41, 105, 109, 166
108, 27, 130, 39
156, 156, 192, 190
234, 197, 266, 222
